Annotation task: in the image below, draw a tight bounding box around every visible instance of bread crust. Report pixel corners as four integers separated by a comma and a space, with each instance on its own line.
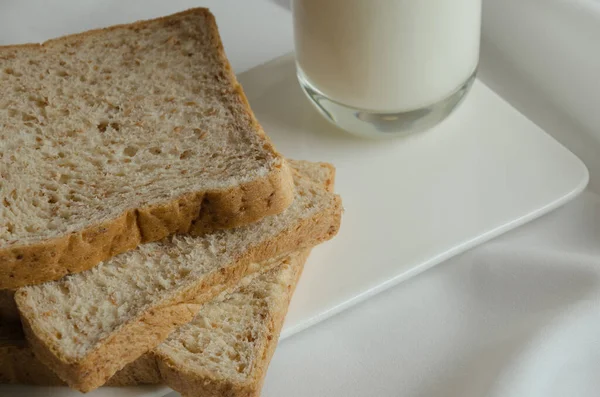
0, 164, 293, 289
0, 8, 294, 289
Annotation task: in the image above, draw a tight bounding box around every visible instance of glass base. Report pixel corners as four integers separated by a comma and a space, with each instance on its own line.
297, 68, 477, 139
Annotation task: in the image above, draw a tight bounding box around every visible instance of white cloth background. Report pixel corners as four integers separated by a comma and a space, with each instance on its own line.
261, 191, 600, 397
0, 0, 599, 396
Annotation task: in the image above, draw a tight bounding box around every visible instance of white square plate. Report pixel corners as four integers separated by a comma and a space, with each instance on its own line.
236, 54, 589, 339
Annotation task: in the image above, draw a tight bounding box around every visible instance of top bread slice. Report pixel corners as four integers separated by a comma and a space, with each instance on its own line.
15, 160, 342, 392
0, 8, 294, 289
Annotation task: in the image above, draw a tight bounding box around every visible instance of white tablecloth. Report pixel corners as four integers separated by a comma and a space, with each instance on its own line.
261, 190, 600, 397
1, 0, 599, 396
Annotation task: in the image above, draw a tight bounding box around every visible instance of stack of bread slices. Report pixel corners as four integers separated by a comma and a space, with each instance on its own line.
0, 8, 342, 396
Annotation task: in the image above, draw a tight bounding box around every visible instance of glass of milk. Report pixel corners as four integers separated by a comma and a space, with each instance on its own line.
293, 0, 481, 138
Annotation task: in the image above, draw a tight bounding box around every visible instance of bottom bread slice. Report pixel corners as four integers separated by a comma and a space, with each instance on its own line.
156, 244, 310, 397
1, 249, 309, 395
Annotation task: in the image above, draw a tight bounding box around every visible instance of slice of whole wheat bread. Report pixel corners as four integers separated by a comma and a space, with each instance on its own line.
15, 160, 342, 392
0, 8, 294, 289
1, 250, 309, 392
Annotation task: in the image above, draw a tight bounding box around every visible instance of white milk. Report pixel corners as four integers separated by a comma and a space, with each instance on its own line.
293, 0, 481, 112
